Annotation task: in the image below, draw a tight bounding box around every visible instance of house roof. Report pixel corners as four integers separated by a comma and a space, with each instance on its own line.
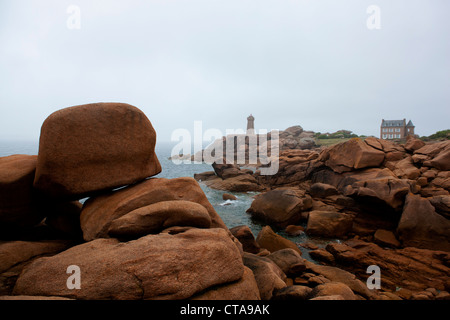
406, 120, 414, 127
381, 119, 405, 127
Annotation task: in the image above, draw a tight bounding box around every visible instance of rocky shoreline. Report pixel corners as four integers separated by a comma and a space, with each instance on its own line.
1, 103, 449, 300
194, 128, 450, 300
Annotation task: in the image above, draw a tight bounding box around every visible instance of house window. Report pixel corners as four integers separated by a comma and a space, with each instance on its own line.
395, 128, 400, 132
389, 134, 393, 139
382, 134, 387, 139
389, 128, 393, 132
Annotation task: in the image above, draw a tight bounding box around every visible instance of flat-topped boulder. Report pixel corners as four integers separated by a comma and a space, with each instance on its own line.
33, 103, 161, 199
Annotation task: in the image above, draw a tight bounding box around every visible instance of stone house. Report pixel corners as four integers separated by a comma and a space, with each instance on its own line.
380, 119, 415, 140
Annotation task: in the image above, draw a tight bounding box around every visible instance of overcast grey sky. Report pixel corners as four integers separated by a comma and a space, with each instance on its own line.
1, 0, 449, 142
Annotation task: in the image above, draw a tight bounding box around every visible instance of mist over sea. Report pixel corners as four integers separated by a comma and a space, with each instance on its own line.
0, 139, 319, 259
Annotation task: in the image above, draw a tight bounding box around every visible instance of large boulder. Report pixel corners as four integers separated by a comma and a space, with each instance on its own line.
211, 163, 240, 179
281, 126, 303, 137
107, 200, 212, 239
256, 149, 319, 188
0, 155, 44, 231
429, 195, 450, 218
309, 183, 339, 198
390, 157, 420, 180
397, 193, 450, 252
373, 229, 400, 248
255, 226, 302, 254
192, 267, 260, 300
298, 138, 316, 149
230, 225, 260, 254
33, 103, 161, 199
13, 228, 245, 300
312, 167, 397, 192
342, 177, 412, 211
80, 177, 227, 241
431, 171, 450, 191
320, 138, 385, 173
404, 137, 426, 152
0, 240, 74, 295
242, 253, 287, 300
365, 137, 407, 162
414, 140, 450, 159
272, 285, 312, 300
306, 211, 353, 238
266, 248, 306, 275
246, 188, 312, 227
309, 282, 357, 300
429, 149, 450, 171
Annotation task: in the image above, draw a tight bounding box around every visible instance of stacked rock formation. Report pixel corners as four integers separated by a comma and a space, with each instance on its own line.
0, 103, 263, 300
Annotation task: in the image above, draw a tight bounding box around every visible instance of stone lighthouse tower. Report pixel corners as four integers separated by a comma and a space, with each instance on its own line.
247, 114, 255, 134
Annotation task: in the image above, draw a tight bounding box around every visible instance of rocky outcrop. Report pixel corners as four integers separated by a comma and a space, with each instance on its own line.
33, 103, 161, 199
2, 103, 262, 301
209, 137, 450, 299
279, 126, 316, 150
